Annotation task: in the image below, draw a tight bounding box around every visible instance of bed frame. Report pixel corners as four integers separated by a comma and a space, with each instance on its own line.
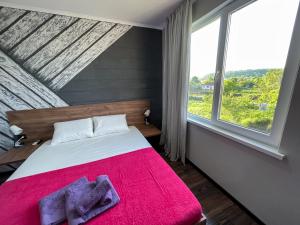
7, 100, 150, 142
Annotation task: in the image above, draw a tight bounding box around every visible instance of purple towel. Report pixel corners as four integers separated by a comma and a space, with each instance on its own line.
76, 177, 112, 216
65, 175, 120, 225
39, 177, 89, 225
96, 176, 114, 206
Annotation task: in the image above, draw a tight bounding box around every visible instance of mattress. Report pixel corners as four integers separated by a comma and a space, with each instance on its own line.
8, 126, 151, 181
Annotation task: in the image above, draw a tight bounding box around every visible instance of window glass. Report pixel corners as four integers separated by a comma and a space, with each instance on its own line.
188, 18, 220, 119
219, 0, 299, 133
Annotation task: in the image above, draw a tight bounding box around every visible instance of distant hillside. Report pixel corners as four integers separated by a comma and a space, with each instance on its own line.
198, 69, 277, 80
225, 69, 270, 78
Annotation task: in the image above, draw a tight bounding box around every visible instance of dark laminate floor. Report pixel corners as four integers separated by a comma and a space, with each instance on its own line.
0, 157, 262, 225
0, 171, 12, 184
163, 157, 262, 225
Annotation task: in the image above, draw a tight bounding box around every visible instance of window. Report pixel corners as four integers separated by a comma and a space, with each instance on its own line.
189, 18, 220, 119
188, 0, 300, 148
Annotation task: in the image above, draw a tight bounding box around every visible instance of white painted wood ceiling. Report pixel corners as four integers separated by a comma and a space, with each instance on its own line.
0, 0, 184, 29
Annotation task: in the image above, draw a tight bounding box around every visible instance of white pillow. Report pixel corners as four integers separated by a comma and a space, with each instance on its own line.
93, 114, 129, 137
51, 118, 94, 145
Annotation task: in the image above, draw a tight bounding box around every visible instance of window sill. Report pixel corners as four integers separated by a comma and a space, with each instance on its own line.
187, 117, 286, 160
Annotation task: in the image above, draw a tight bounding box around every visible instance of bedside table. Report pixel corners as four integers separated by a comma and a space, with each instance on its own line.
0, 142, 43, 167
136, 124, 161, 138
136, 124, 162, 151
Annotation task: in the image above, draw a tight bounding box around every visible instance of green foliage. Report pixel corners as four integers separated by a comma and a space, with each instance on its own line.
191, 76, 200, 83
188, 94, 213, 120
188, 69, 283, 133
225, 69, 270, 78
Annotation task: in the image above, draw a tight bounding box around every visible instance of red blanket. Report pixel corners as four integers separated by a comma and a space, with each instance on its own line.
0, 147, 202, 225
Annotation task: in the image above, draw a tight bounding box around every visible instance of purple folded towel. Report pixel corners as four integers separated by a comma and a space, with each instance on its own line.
76, 177, 112, 216
96, 176, 114, 206
65, 175, 120, 225
39, 177, 89, 225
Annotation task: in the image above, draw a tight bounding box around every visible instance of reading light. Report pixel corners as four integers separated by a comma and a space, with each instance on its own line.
144, 109, 151, 125
9, 125, 26, 147
9, 125, 23, 136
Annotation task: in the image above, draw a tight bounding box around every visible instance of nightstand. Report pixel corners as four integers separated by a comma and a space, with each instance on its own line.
136, 124, 161, 138
0, 142, 43, 167
136, 124, 162, 151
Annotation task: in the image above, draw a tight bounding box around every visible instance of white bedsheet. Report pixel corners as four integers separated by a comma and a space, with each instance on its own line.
8, 126, 151, 181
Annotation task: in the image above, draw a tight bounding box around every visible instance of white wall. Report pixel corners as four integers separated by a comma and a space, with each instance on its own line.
188, 1, 300, 224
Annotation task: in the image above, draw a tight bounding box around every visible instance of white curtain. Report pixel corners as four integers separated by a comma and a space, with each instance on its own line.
160, 0, 192, 164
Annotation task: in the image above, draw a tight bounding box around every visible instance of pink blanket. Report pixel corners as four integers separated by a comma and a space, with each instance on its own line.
0, 147, 202, 225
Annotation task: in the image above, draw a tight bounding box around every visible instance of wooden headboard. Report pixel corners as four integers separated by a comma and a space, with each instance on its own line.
7, 100, 150, 142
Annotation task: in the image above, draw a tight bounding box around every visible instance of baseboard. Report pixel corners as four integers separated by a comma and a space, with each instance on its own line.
186, 158, 265, 225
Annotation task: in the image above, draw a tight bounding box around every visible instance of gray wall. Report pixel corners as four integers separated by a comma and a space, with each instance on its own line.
188, 1, 300, 225
192, 0, 226, 21
60, 27, 162, 127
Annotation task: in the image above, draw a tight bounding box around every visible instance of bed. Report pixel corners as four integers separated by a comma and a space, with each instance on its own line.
0, 100, 205, 225
8, 126, 150, 181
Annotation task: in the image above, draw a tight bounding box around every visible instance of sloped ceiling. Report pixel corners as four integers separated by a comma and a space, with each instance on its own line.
0, 0, 184, 29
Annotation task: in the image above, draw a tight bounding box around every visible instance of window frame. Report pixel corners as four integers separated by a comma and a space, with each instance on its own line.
188, 0, 300, 149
